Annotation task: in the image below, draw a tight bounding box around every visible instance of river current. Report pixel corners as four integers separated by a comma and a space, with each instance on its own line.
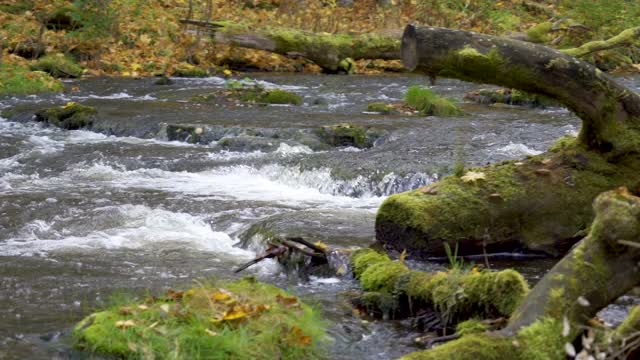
1, 73, 638, 359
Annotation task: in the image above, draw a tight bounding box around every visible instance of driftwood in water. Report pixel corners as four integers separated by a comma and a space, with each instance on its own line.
180, 19, 401, 73
234, 237, 328, 273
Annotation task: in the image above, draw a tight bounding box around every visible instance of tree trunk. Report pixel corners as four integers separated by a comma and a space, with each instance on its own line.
401, 24, 640, 157
180, 20, 401, 73
402, 188, 640, 359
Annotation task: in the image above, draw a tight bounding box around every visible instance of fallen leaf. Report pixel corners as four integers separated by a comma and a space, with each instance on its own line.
138, 304, 149, 311
222, 309, 249, 321
276, 294, 299, 307
115, 319, 136, 329
212, 290, 231, 302
160, 304, 170, 313
205, 329, 218, 336
399, 249, 407, 264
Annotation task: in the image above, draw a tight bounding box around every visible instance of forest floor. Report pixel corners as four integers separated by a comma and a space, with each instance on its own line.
1, 0, 639, 79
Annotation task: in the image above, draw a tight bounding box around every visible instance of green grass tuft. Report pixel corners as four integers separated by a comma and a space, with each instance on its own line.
404, 86, 463, 117
0, 64, 64, 96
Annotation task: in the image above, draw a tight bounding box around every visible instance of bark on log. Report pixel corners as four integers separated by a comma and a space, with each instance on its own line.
402, 188, 640, 359
562, 26, 640, 58
401, 24, 640, 156
180, 19, 401, 73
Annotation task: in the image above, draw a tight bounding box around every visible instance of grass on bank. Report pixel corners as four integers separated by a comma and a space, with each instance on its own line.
0, 63, 63, 96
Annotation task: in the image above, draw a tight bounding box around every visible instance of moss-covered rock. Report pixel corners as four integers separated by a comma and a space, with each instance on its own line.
316, 123, 371, 148
464, 88, 557, 108
34, 102, 97, 130
172, 63, 209, 77
30, 54, 83, 78
349, 249, 529, 323
259, 89, 303, 105
73, 278, 327, 359
367, 102, 394, 114
376, 136, 640, 258
404, 86, 463, 117
0, 64, 63, 96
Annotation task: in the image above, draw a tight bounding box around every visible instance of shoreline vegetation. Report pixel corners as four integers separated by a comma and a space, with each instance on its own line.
0, 0, 638, 96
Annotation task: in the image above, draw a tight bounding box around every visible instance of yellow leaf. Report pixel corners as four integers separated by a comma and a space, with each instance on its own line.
205, 329, 218, 336
399, 249, 407, 264
212, 290, 231, 302
115, 319, 136, 329
222, 309, 248, 321
131, 63, 142, 71
63, 102, 77, 109
223, 69, 232, 76
314, 241, 328, 251
160, 304, 170, 313
461, 171, 486, 183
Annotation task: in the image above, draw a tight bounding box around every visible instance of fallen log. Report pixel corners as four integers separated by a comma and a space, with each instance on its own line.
402, 188, 640, 359
180, 19, 401, 73
376, 25, 640, 259
562, 26, 640, 58
401, 25, 640, 154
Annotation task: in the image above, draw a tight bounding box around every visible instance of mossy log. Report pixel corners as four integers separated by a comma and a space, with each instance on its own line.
376, 25, 640, 258
562, 26, 640, 59
180, 19, 400, 73
403, 188, 640, 359
349, 249, 529, 324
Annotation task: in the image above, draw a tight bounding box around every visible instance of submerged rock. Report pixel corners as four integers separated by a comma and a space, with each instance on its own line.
34, 102, 97, 130
73, 278, 327, 359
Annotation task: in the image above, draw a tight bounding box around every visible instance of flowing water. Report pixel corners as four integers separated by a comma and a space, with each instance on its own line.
1, 73, 638, 359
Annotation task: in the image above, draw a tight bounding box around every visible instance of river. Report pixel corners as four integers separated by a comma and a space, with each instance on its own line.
1, 73, 638, 359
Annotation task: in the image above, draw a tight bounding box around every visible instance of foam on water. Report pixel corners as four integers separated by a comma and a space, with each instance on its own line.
1, 204, 255, 259
495, 142, 543, 157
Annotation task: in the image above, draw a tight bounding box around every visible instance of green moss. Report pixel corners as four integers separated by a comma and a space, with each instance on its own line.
172, 63, 208, 77
517, 318, 565, 360
376, 138, 640, 258
317, 123, 370, 148
405, 86, 463, 117
351, 250, 528, 324
367, 102, 394, 114
455, 319, 488, 336
74, 278, 327, 360
360, 261, 409, 293
0, 64, 64, 96
402, 317, 565, 360
350, 249, 391, 278
614, 306, 640, 338
526, 22, 552, 43
259, 89, 302, 105
30, 54, 83, 78
34, 102, 97, 130
401, 334, 512, 360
